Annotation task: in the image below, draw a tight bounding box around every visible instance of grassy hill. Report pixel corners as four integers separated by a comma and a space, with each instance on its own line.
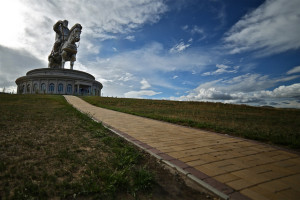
0, 94, 212, 199
82, 96, 300, 149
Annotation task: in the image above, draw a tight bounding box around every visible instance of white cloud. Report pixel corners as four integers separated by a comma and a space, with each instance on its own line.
118, 72, 134, 82
260, 84, 300, 98
176, 83, 300, 107
174, 73, 300, 108
0, 1, 27, 48
0, 0, 168, 93
182, 25, 206, 41
140, 78, 151, 89
172, 75, 178, 79
182, 25, 189, 30
182, 25, 204, 35
276, 75, 300, 82
169, 42, 191, 53
191, 26, 204, 35
124, 90, 161, 98
0, 85, 17, 94
221, 73, 273, 92
224, 0, 300, 56
287, 66, 300, 75
92, 42, 208, 74
0, 0, 167, 59
125, 35, 136, 41
83, 42, 209, 97
202, 64, 239, 76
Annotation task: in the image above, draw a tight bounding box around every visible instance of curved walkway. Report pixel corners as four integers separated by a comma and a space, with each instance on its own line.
65, 95, 300, 200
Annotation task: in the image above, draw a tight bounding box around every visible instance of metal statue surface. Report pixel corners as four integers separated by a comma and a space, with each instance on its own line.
48, 20, 82, 69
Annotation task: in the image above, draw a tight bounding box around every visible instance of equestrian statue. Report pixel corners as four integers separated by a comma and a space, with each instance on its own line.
48, 20, 82, 69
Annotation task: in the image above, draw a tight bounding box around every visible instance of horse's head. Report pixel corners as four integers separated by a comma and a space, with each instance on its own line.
68, 24, 82, 43
73, 28, 81, 42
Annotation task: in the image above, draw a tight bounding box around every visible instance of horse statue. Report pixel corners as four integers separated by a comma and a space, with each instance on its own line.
61, 23, 82, 69
48, 21, 82, 69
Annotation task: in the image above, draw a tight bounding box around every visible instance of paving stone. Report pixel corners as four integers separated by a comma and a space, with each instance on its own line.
229, 192, 252, 200
280, 174, 300, 192
273, 188, 300, 200
220, 163, 247, 173
241, 187, 275, 200
232, 169, 269, 185
260, 164, 296, 180
195, 164, 227, 177
179, 154, 207, 162
210, 151, 243, 160
213, 173, 240, 183
227, 179, 255, 191
290, 158, 300, 165
256, 179, 290, 193
185, 159, 207, 166
186, 154, 219, 166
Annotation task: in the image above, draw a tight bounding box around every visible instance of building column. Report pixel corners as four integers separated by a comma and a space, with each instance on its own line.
72, 81, 75, 95
64, 81, 66, 95
46, 80, 49, 94
30, 80, 32, 94
77, 84, 79, 95
56, 79, 58, 94
38, 79, 41, 94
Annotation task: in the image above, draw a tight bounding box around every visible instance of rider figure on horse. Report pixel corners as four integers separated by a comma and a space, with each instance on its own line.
53, 20, 70, 55
48, 20, 82, 69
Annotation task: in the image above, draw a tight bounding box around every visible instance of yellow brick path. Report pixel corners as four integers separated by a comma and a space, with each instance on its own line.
65, 95, 300, 200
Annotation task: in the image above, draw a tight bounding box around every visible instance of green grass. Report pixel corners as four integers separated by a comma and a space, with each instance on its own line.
0, 94, 157, 199
81, 96, 300, 149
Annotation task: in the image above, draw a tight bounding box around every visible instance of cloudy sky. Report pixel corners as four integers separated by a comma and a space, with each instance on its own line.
0, 0, 300, 108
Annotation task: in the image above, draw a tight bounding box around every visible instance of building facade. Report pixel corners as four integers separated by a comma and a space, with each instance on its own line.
15, 68, 102, 96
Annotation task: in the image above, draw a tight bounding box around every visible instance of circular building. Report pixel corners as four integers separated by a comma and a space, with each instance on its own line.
15, 68, 103, 96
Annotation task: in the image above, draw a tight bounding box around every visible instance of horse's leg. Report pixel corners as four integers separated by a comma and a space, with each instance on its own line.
70, 61, 74, 70
70, 55, 76, 70
48, 57, 53, 68
61, 51, 66, 69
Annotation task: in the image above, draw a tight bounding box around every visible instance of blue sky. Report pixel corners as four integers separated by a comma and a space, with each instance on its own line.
0, 0, 300, 108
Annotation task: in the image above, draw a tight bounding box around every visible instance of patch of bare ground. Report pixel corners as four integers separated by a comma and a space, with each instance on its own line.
0, 94, 217, 199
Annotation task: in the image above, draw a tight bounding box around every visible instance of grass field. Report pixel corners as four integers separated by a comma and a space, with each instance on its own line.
0, 94, 211, 200
82, 96, 300, 149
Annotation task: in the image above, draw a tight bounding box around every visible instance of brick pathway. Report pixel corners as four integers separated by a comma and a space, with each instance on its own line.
65, 95, 300, 200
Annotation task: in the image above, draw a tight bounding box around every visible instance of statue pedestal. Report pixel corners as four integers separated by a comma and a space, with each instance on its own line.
15, 68, 102, 96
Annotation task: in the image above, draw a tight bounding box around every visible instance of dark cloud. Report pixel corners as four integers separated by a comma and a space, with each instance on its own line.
0, 45, 45, 89
210, 93, 232, 100
269, 102, 279, 106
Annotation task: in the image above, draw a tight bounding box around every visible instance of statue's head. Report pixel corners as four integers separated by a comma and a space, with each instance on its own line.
63, 20, 68, 27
